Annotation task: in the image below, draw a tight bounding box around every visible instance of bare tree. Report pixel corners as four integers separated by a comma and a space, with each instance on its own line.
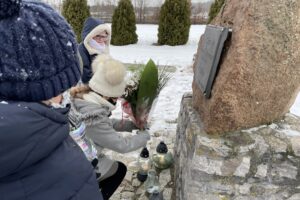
89, 0, 117, 22
104, 0, 116, 6
151, 6, 160, 23
191, 2, 209, 24
133, 0, 147, 23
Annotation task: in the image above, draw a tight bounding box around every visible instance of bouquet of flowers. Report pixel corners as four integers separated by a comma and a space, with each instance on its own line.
122, 59, 170, 130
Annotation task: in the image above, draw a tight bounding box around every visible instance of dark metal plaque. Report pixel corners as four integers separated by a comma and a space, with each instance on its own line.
194, 25, 229, 98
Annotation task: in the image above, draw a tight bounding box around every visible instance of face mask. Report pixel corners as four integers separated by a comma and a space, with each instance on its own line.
49, 90, 71, 109
89, 39, 106, 53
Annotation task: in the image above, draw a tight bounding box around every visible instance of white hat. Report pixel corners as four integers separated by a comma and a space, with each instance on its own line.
91, 54, 112, 73
89, 55, 126, 98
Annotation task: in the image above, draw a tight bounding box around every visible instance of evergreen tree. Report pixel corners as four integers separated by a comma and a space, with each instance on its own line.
62, 0, 90, 42
158, 0, 191, 46
208, 0, 225, 23
111, 0, 138, 45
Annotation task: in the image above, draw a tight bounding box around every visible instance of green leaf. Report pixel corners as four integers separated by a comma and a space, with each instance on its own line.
135, 59, 159, 128
137, 59, 158, 106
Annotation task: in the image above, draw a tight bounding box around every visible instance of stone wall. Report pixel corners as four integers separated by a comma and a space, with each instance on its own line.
175, 93, 300, 200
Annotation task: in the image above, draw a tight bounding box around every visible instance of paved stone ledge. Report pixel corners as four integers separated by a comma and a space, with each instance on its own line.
175, 93, 300, 200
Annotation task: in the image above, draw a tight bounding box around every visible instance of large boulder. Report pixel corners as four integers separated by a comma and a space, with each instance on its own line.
192, 0, 300, 134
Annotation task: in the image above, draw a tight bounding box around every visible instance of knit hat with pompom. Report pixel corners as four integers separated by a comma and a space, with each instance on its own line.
0, 0, 81, 101
89, 55, 126, 98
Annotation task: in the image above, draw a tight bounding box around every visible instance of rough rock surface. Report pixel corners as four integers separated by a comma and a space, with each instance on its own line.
192, 0, 300, 134
176, 93, 300, 200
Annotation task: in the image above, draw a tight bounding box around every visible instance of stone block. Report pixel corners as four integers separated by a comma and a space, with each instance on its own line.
271, 161, 298, 180
121, 191, 135, 200
132, 178, 141, 187
175, 95, 300, 199
163, 188, 172, 200
137, 193, 148, 200
290, 136, 300, 156
236, 183, 251, 195
135, 187, 144, 195
264, 134, 288, 153
188, 193, 227, 200
123, 184, 135, 192
233, 157, 251, 177
288, 193, 300, 200
192, 0, 300, 134
124, 170, 133, 182
255, 164, 268, 178
249, 134, 269, 157
196, 136, 233, 157
221, 157, 243, 176
193, 155, 223, 175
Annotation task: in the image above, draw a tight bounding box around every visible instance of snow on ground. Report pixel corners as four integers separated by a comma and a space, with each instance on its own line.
110, 24, 300, 139
110, 24, 205, 67
110, 24, 205, 133
106, 25, 300, 198
290, 93, 300, 116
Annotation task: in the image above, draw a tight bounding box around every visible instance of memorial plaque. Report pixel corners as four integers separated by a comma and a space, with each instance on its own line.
194, 25, 229, 98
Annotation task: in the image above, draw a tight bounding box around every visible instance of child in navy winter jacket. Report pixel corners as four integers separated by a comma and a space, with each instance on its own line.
0, 1, 103, 199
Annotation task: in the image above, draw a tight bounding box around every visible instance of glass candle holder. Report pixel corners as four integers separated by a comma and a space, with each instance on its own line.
144, 169, 160, 194
137, 147, 151, 182
152, 141, 174, 169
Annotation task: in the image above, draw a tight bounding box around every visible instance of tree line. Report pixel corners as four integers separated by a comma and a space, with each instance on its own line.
61, 0, 224, 46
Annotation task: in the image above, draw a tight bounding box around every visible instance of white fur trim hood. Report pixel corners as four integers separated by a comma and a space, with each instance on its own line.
84, 24, 111, 55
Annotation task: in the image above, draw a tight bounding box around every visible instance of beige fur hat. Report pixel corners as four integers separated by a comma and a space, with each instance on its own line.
89, 55, 126, 98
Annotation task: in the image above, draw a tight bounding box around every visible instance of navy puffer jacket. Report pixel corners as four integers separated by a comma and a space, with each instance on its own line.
0, 101, 103, 200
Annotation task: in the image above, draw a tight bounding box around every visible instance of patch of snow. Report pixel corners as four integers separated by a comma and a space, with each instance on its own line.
280, 129, 300, 137
269, 123, 279, 130
290, 93, 300, 116
111, 25, 205, 133
110, 24, 205, 67
67, 41, 72, 47
107, 24, 300, 138
20, 69, 28, 81
241, 125, 267, 134
286, 113, 298, 119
